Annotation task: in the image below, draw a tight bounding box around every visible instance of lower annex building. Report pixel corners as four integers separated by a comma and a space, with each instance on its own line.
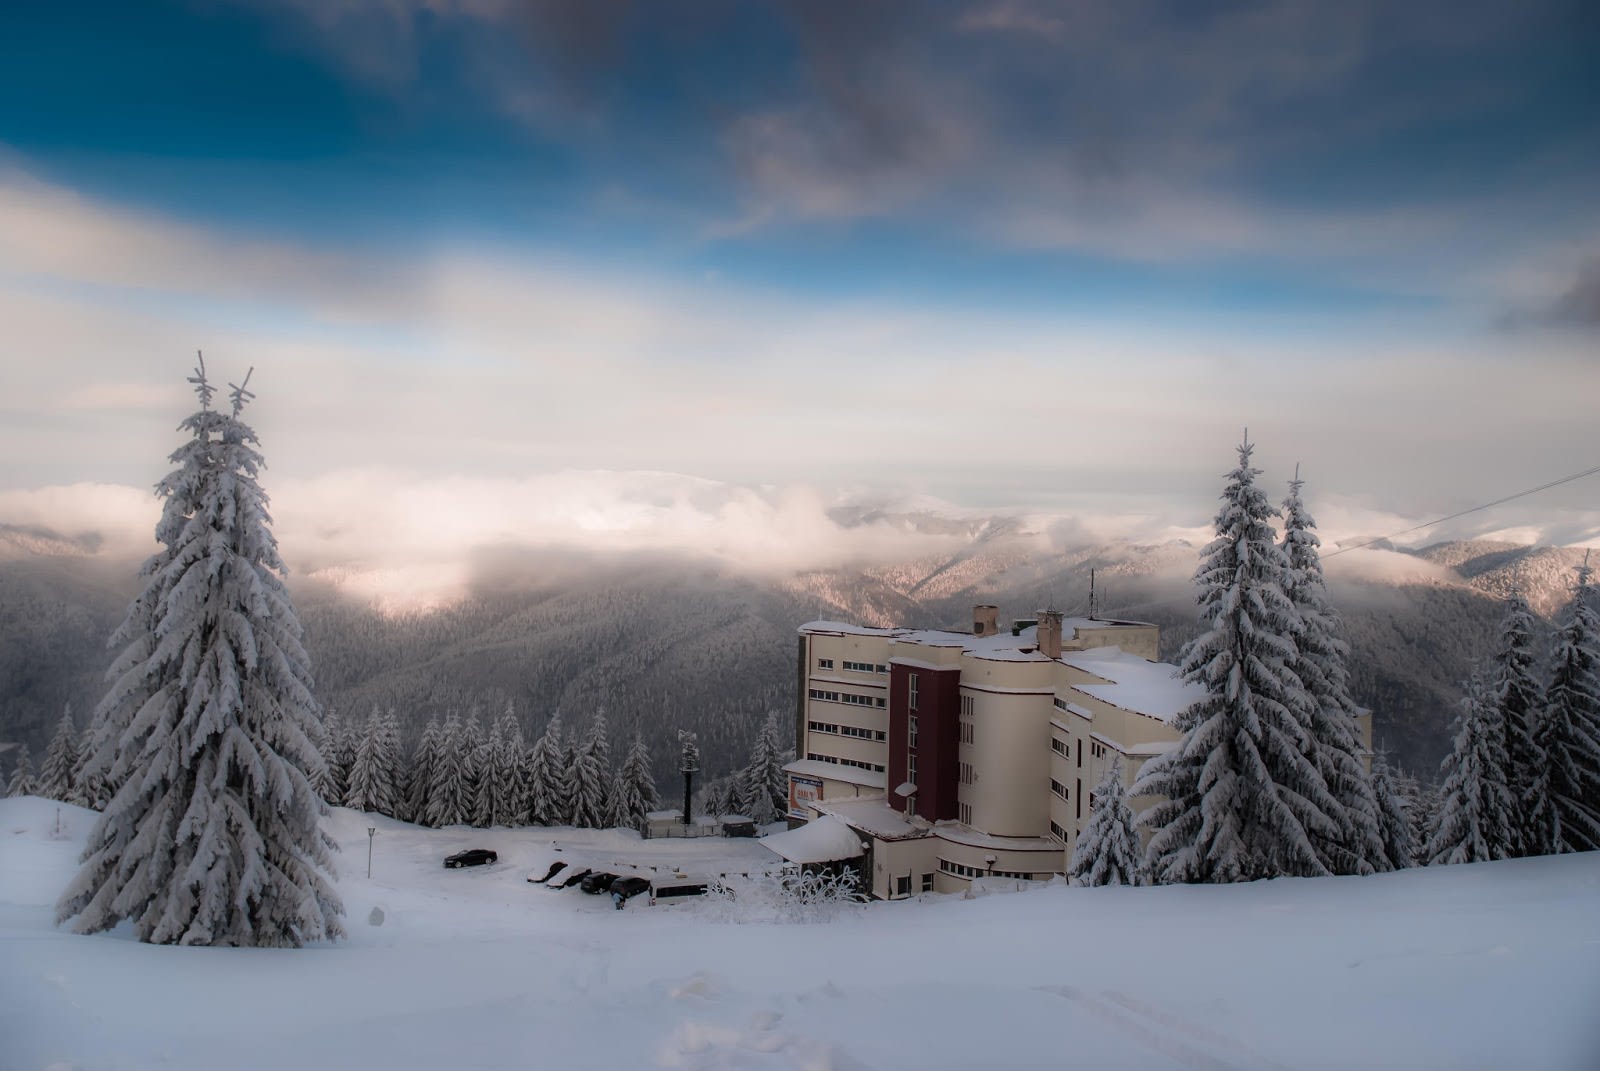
780, 604, 1371, 899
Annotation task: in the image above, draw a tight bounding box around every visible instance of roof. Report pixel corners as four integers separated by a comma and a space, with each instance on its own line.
799, 620, 905, 638
760, 816, 867, 865
933, 824, 1064, 852
1059, 646, 1203, 723
782, 759, 887, 790
815, 798, 930, 841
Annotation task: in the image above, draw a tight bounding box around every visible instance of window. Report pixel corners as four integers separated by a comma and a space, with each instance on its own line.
895, 875, 911, 897
921, 873, 934, 893
1050, 820, 1070, 843
1051, 779, 1069, 801
908, 753, 918, 784
908, 715, 919, 750
843, 660, 887, 673
807, 721, 887, 741
960, 721, 974, 744
1092, 742, 1107, 760
959, 761, 976, 785
804, 753, 886, 773
958, 801, 973, 824
817, 658, 834, 670
961, 694, 975, 717
1077, 739, 1082, 768
1051, 737, 1069, 757
1076, 778, 1083, 819
909, 673, 919, 711
808, 688, 886, 709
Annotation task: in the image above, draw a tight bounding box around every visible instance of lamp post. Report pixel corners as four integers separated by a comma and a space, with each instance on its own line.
984, 854, 996, 877
367, 827, 376, 879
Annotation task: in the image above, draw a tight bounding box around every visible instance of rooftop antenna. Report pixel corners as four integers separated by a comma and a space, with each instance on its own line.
1089, 568, 1098, 620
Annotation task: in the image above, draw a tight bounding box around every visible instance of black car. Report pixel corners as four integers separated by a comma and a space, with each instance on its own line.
528, 860, 568, 884
553, 868, 592, 889
444, 848, 498, 869
579, 871, 619, 894
610, 876, 651, 901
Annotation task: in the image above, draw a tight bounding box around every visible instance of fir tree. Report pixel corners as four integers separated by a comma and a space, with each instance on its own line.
460, 708, 486, 827
736, 710, 789, 826
6, 742, 38, 797
55, 362, 342, 946
569, 714, 610, 829
1369, 754, 1416, 870
71, 707, 111, 811
1069, 758, 1144, 887
1491, 591, 1545, 856
1136, 436, 1338, 884
39, 706, 82, 803
316, 708, 349, 805
524, 712, 566, 826
488, 704, 526, 829
1427, 676, 1518, 866
344, 705, 401, 816
425, 710, 473, 828
1531, 565, 1600, 852
609, 731, 659, 832
700, 774, 739, 818
403, 715, 442, 825
1281, 472, 1389, 874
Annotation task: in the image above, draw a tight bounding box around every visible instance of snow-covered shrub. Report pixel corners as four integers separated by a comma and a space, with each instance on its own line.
696, 867, 866, 925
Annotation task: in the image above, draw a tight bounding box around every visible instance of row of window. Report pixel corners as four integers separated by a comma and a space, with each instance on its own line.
807, 720, 887, 741
893, 873, 937, 896
808, 688, 887, 709
1050, 820, 1071, 843
842, 660, 888, 673
805, 752, 887, 774
937, 858, 1049, 882
1051, 737, 1069, 757
959, 761, 975, 786
958, 801, 973, 825
959, 720, 974, 744
1051, 778, 1070, 801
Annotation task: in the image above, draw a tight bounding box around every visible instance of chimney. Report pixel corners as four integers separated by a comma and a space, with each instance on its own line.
972, 604, 999, 637
1037, 609, 1063, 659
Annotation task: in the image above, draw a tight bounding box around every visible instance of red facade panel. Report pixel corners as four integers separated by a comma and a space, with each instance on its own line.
888, 662, 962, 822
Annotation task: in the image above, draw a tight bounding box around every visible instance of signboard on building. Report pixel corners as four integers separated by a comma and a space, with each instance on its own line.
788, 775, 823, 819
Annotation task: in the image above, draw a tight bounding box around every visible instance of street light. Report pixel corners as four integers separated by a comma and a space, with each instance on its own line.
367, 827, 376, 879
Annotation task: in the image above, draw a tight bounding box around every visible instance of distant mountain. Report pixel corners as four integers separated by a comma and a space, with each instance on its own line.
1, 514, 1591, 786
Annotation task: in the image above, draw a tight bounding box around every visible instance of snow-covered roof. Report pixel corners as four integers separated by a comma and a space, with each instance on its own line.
933, 824, 1064, 853
815, 799, 929, 841
782, 759, 887, 790
1059, 646, 1203, 723
760, 816, 867, 865
799, 621, 905, 637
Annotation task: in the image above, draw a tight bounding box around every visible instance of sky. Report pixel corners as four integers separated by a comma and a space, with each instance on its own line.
1, 0, 1598, 588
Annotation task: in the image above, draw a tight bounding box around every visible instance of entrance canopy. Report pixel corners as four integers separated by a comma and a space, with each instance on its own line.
759, 816, 865, 865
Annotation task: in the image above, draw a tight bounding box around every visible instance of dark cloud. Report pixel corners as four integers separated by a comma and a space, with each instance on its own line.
1546, 260, 1600, 330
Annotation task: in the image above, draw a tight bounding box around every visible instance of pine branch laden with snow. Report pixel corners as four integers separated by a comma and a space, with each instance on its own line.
38, 706, 83, 804
609, 731, 659, 831
1069, 757, 1144, 887
6, 741, 38, 797
403, 715, 442, 825
1135, 437, 1340, 884
735, 709, 789, 825
1369, 754, 1416, 870
1531, 569, 1600, 853
1492, 591, 1547, 857
1427, 676, 1518, 866
1280, 475, 1390, 875
55, 364, 343, 947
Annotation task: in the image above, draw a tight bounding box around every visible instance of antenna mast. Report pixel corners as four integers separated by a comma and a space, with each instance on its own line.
1089, 568, 1098, 620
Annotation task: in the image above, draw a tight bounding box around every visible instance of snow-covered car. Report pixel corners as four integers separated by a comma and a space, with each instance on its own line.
443, 849, 498, 869
579, 871, 619, 894
551, 868, 592, 889
528, 860, 567, 884
610, 876, 651, 901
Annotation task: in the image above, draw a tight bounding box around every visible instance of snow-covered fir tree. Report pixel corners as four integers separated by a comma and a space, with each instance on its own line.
609, 731, 659, 832
315, 707, 350, 805
70, 707, 111, 810
1491, 591, 1545, 856
344, 705, 402, 817
55, 362, 342, 946
699, 773, 739, 818
735, 710, 789, 825
1068, 758, 1143, 887
1280, 472, 1389, 875
1427, 676, 1518, 866
486, 704, 526, 829
459, 709, 486, 827
38, 706, 82, 803
403, 715, 442, 825
1530, 565, 1600, 852
568, 714, 610, 829
524, 712, 567, 826
6, 741, 37, 797
1369, 754, 1416, 870
425, 710, 473, 828
1136, 436, 1338, 884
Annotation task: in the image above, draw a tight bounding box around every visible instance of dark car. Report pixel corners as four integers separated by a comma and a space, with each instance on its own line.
579, 871, 619, 894
552, 867, 592, 889
528, 860, 568, 885
611, 876, 651, 901
444, 848, 498, 869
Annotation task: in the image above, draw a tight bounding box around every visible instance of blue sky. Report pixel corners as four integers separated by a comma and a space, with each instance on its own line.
1, 0, 1597, 585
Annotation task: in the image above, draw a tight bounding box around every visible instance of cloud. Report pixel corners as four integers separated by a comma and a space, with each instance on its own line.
1507, 258, 1600, 332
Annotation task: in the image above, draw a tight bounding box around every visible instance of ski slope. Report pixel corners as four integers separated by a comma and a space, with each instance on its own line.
2, 796, 1597, 1070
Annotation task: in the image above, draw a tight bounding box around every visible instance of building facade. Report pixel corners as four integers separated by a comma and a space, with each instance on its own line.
785, 605, 1372, 899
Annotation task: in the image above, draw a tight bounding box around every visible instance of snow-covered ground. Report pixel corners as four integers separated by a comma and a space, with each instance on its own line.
3, 796, 1598, 1071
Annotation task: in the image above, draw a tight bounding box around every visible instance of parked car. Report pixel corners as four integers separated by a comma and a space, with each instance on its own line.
444, 849, 498, 869
552, 868, 592, 889
528, 860, 568, 885
610, 876, 651, 901
579, 871, 619, 894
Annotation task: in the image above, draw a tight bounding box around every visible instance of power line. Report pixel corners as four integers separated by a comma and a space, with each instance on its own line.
1325, 462, 1600, 558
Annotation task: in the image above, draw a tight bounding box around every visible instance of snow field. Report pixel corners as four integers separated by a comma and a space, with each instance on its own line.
4, 796, 1599, 1070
